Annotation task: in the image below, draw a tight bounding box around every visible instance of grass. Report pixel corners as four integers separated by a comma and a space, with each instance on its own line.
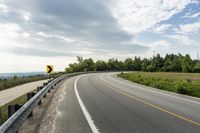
118, 72, 200, 98
0, 89, 37, 126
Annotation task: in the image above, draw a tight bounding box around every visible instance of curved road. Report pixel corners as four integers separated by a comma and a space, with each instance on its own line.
52, 73, 200, 133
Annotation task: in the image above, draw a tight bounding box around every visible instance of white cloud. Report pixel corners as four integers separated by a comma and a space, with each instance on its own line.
150, 40, 172, 56
149, 40, 171, 49
0, 23, 21, 48
166, 34, 197, 45
37, 32, 74, 42
22, 15, 30, 21
131, 40, 171, 49
21, 11, 31, 21
182, 12, 200, 18
111, 0, 197, 34
22, 32, 30, 38
0, 0, 8, 12
143, 40, 172, 56
152, 24, 172, 33
179, 22, 200, 33
0, 23, 32, 50
0, 23, 21, 38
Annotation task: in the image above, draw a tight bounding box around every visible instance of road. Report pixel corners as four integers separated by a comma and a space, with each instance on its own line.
0, 79, 48, 106
51, 72, 200, 133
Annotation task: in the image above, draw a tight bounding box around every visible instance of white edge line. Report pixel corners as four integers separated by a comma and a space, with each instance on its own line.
111, 75, 200, 105
74, 76, 100, 133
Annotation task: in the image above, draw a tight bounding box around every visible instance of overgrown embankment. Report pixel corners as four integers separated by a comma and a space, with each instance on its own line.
118, 72, 200, 98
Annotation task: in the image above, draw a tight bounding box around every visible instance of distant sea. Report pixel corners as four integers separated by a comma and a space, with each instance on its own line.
0, 72, 47, 79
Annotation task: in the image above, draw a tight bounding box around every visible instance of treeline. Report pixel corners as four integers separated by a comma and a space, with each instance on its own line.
65, 54, 200, 73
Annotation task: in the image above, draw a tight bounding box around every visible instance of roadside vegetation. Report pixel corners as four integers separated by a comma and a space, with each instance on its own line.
65, 54, 200, 97
65, 53, 200, 73
118, 72, 200, 98
0, 72, 64, 92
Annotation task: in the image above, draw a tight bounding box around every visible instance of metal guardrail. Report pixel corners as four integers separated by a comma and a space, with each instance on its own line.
0, 72, 88, 133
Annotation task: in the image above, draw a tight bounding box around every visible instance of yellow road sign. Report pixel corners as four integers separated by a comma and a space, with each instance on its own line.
46, 65, 53, 74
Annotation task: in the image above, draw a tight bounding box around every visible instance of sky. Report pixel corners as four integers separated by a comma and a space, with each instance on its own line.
0, 0, 200, 72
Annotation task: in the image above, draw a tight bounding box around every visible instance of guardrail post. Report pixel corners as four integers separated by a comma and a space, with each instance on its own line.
27, 92, 36, 118
51, 86, 54, 89
37, 86, 43, 105
8, 105, 15, 118
43, 83, 48, 98
37, 86, 43, 92
43, 82, 48, 87
27, 92, 36, 101
8, 104, 22, 118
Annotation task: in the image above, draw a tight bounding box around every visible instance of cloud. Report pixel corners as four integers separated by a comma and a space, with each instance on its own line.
37, 32, 75, 43
182, 12, 200, 18
111, 0, 197, 34
152, 24, 173, 33
0, 0, 199, 71
3, 47, 78, 57
0, 0, 8, 12
166, 34, 197, 46
179, 22, 200, 33
0, 0, 153, 58
150, 40, 171, 48
149, 40, 172, 55
130, 40, 171, 52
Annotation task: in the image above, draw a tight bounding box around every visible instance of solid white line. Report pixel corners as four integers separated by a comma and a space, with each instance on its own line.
112, 75, 200, 105
74, 76, 100, 133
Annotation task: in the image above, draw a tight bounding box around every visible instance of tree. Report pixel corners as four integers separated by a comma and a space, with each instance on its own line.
65, 54, 199, 73
95, 60, 108, 71
181, 54, 192, 72
163, 54, 182, 72
83, 58, 95, 71
133, 56, 142, 71
124, 58, 134, 70
194, 61, 200, 72
107, 58, 120, 71
141, 58, 151, 71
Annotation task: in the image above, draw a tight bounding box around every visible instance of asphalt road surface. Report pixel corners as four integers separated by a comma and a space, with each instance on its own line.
52, 72, 200, 133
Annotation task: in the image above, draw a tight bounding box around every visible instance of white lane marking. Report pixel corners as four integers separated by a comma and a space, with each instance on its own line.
110, 75, 200, 105
74, 76, 100, 133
